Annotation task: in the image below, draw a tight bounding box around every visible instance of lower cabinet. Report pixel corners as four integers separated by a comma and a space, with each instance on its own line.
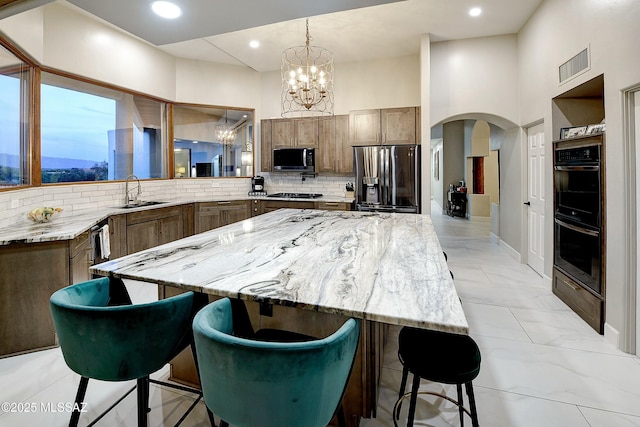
0, 237, 91, 357
316, 201, 351, 211
195, 201, 251, 234
126, 206, 184, 254
253, 199, 352, 215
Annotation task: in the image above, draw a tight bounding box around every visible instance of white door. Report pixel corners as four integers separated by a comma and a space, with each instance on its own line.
526, 123, 545, 276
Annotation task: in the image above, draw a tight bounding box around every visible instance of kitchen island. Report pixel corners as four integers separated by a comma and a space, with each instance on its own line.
91, 209, 467, 425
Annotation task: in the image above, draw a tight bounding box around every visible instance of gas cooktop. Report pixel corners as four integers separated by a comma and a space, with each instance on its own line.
267, 192, 323, 199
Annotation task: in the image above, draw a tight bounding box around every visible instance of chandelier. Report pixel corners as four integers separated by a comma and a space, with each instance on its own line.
281, 18, 334, 117
216, 110, 237, 145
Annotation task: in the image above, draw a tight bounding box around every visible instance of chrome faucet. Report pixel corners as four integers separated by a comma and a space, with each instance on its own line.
125, 174, 141, 206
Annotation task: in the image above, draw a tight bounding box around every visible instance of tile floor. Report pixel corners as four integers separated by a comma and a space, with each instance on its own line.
2, 205, 639, 427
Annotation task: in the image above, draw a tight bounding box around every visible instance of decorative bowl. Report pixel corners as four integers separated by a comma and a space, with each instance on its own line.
28, 207, 63, 223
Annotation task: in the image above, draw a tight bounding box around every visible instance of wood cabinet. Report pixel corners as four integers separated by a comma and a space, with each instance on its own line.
126, 205, 184, 254
182, 203, 195, 237
260, 119, 272, 173
69, 230, 92, 285
1, 228, 104, 357
317, 115, 353, 175
272, 117, 318, 148
195, 201, 251, 234
350, 107, 417, 145
108, 214, 127, 259
252, 199, 351, 216
315, 201, 351, 211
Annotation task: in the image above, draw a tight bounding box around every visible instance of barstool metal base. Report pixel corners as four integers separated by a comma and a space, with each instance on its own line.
392, 389, 477, 427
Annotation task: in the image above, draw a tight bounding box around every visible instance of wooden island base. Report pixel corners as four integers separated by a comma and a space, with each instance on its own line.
162, 287, 387, 427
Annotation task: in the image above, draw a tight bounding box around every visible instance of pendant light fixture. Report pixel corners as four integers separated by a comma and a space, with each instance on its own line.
281, 18, 334, 117
216, 110, 237, 145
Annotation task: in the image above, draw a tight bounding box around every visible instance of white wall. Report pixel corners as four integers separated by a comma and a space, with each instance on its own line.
259, 54, 421, 119
519, 0, 640, 349
430, 34, 519, 128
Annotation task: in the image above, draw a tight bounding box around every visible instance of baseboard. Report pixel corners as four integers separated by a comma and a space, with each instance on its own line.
499, 239, 521, 262
604, 323, 621, 351
489, 232, 500, 244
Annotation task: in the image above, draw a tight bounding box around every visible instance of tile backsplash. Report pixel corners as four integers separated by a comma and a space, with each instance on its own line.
0, 174, 354, 229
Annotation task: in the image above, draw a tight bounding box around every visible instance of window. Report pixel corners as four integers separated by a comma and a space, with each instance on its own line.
173, 105, 253, 178
40, 72, 167, 183
0, 45, 30, 187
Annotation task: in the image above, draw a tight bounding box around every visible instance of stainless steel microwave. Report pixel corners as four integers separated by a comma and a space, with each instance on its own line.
273, 148, 315, 172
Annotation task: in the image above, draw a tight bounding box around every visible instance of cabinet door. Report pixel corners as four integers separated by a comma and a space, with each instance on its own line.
108, 214, 127, 259
159, 215, 184, 245
196, 204, 223, 234
334, 115, 353, 174
0, 242, 69, 356
260, 119, 273, 172
69, 231, 92, 284
316, 201, 351, 211
220, 201, 251, 226
317, 116, 335, 173
182, 203, 195, 237
272, 118, 295, 148
381, 107, 416, 145
350, 109, 381, 145
127, 221, 159, 254
294, 117, 318, 147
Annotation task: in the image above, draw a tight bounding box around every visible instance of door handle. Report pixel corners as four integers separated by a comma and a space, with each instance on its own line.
524, 201, 531, 206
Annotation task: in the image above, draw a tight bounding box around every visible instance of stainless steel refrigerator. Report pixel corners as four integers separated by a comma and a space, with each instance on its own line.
353, 145, 421, 213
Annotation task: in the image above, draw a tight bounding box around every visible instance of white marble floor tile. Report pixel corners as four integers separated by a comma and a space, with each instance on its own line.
0, 347, 70, 406
580, 406, 640, 427
474, 335, 640, 416
511, 307, 631, 355
462, 302, 531, 342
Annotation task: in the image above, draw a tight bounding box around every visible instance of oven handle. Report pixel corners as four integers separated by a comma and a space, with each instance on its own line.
555, 218, 599, 237
554, 165, 599, 171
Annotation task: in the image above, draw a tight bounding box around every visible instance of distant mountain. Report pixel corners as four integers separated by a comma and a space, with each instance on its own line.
0, 153, 103, 169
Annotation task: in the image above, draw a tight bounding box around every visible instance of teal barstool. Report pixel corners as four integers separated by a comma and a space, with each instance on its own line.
192, 297, 361, 427
50, 277, 211, 427
394, 327, 481, 427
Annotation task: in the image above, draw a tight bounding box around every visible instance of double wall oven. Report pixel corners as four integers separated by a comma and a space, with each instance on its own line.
553, 134, 605, 333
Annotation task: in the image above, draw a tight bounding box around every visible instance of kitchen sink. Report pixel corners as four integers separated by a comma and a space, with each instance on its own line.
117, 201, 167, 209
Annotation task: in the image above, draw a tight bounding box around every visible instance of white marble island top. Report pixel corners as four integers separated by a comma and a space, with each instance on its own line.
91, 209, 468, 334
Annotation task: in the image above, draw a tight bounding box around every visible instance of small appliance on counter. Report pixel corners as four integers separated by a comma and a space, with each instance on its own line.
248, 176, 267, 196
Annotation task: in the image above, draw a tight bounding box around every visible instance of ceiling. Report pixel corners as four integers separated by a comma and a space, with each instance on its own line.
11, 0, 543, 72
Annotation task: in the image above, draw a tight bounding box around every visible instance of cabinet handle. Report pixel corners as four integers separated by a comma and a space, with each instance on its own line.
324, 202, 339, 206
218, 201, 231, 205
562, 279, 580, 291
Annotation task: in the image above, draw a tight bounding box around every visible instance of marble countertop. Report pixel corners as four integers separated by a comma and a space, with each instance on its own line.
91, 209, 468, 334
0, 195, 353, 245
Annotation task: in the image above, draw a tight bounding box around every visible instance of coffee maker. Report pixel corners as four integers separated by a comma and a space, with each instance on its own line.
249, 176, 266, 196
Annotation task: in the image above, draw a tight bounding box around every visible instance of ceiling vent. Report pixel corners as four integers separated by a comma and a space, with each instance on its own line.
559, 48, 590, 84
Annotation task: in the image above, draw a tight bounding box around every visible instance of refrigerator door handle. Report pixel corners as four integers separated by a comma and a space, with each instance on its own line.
382, 147, 389, 206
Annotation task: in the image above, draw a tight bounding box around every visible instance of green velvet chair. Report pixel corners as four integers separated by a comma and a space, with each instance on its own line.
192, 297, 360, 427
394, 327, 481, 427
49, 277, 210, 427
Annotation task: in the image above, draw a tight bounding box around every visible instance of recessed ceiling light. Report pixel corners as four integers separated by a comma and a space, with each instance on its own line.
469, 7, 482, 17
249, 40, 260, 49
192, 140, 198, 144
151, 1, 182, 19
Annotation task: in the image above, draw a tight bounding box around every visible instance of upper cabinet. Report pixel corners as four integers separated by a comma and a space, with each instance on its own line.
260, 106, 419, 174
316, 115, 352, 174
350, 107, 418, 145
271, 117, 318, 148
260, 119, 272, 173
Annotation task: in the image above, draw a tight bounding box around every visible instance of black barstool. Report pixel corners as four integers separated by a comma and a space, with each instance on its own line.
394, 327, 481, 427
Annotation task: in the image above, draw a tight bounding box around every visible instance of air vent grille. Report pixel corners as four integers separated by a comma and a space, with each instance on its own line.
559, 48, 589, 84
